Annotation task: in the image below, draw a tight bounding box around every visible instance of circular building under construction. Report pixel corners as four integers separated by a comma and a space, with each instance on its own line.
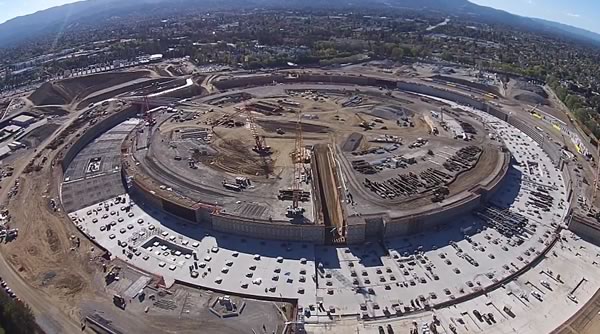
59, 68, 587, 332
115, 71, 512, 245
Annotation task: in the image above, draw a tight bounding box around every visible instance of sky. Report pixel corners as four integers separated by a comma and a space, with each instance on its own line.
470, 0, 600, 33
0, 0, 81, 24
1, 0, 600, 34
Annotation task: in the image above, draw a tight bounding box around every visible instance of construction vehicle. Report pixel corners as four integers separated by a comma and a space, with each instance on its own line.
355, 112, 373, 130
113, 294, 126, 309
105, 265, 121, 285
222, 181, 242, 192
431, 186, 450, 203
244, 106, 272, 155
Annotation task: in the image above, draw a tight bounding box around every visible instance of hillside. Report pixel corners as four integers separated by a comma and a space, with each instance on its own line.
1, 0, 599, 48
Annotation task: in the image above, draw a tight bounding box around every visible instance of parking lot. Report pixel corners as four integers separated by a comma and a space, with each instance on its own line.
70, 196, 319, 306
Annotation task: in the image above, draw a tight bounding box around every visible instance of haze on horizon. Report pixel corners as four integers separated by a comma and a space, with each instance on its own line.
2, 0, 600, 34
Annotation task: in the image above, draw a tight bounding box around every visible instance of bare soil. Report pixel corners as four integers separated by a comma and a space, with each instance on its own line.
28, 70, 153, 106
258, 119, 331, 134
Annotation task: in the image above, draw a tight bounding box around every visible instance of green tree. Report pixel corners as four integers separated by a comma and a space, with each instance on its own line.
0, 292, 39, 334
391, 47, 404, 60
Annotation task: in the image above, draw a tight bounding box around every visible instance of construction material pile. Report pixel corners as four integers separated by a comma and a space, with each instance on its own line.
363, 168, 453, 199
443, 146, 481, 172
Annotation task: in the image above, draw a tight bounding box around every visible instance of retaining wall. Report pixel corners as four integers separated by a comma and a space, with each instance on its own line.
212, 214, 326, 244
61, 105, 139, 172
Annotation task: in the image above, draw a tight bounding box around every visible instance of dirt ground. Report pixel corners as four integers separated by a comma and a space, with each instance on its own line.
0, 119, 99, 333
20, 123, 61, 147
553, 288, 600, 334
211, 134, 275, 176
28, 70, 155, 106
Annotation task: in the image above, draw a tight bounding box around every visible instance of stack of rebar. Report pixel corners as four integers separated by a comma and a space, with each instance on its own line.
475, 206, 529, 238
419, 168, 451, 188
364, 172, 426, 199
443, 146, 482, 172
352, 160, 378, 174
278, 189, 311, 202
527, 187, 553, 212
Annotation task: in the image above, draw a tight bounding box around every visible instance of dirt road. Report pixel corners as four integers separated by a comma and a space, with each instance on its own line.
0, 102, 100, 334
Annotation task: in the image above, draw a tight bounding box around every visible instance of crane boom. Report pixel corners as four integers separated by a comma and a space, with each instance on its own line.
245, 105, 271, 155
292, 111, 304, 209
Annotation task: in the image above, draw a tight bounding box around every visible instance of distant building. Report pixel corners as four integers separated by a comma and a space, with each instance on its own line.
3, 125, 22, 134
10, 114, 36, 127
0, 146, 11, 159
149, 54, 164, 63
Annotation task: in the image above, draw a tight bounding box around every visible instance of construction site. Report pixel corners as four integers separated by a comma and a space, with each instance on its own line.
2, 61, 600, 334
119, 78, 509, 246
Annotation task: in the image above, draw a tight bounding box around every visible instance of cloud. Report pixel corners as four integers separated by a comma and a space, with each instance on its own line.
567, 13, 581, 18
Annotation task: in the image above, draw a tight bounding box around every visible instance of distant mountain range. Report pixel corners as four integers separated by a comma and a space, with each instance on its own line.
1, 0, 599, 48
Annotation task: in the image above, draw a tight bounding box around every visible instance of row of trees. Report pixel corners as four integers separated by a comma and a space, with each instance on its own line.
0, 292, 39, 334
547, 76, 600, 138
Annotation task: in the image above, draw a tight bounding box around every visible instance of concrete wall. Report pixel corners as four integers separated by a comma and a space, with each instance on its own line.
214, 74, 288, 90
129, 178, 165, 210
212, 214, 326, 244
569, 214, 600, 245
61, 105, 139, 171
384, 194, 483, 237
346, 216, 367, 244
127, 171, 327, 243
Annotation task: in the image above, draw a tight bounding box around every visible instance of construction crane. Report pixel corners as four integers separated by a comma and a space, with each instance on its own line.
244, 105, 271, 155
243, 105, 272, 178
292, 111, 304, 208
289, 110, 307, 217
142, 96, 156, 126
355, 112, 373, 130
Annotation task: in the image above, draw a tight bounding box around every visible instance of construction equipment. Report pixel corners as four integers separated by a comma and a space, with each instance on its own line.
244, 105, 271, 155
105, 265, 121, 285
289, 110, 307, 217
355, 112, 373, 130
211, 109, 244, 128
113, 294, 126, 309
141, 96, 156, 126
